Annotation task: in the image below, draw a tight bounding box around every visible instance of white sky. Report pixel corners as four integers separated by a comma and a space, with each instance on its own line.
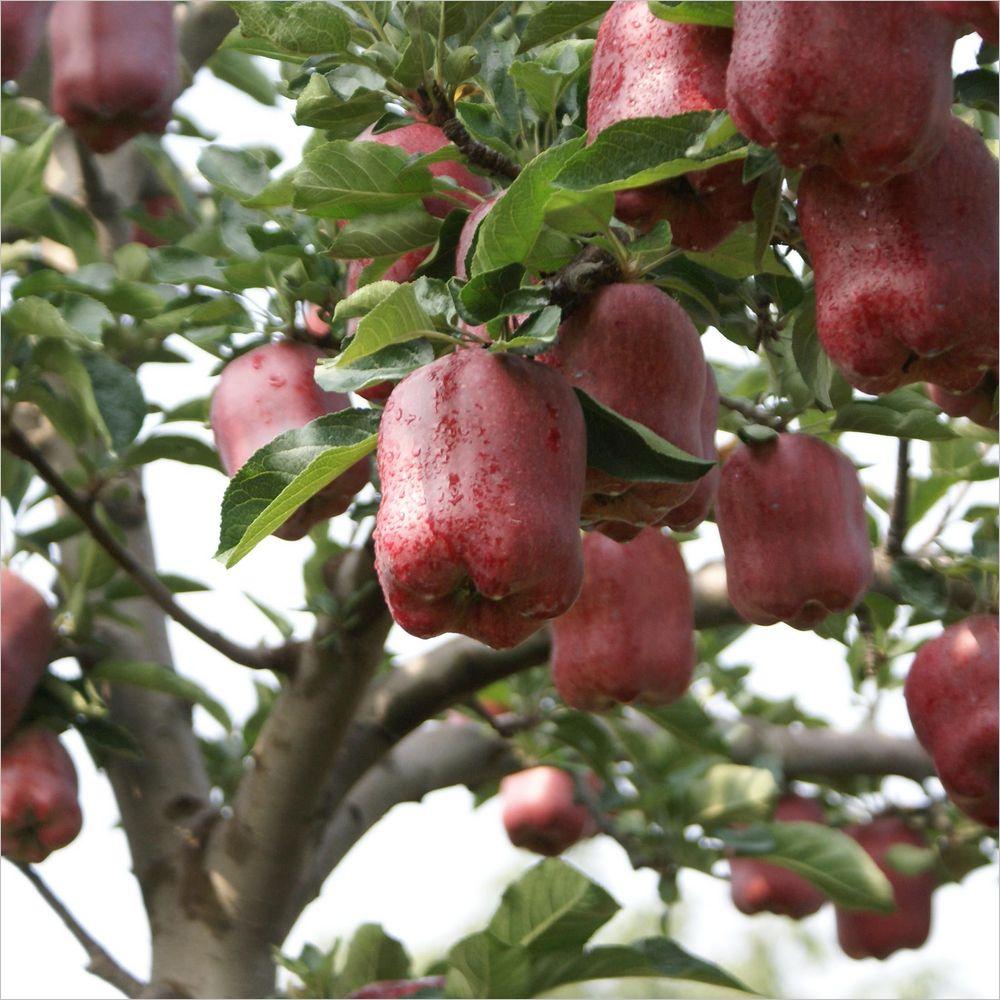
2, 33, 998, 1000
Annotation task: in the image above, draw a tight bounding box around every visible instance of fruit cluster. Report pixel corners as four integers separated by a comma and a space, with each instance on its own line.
203, 8, 999, 906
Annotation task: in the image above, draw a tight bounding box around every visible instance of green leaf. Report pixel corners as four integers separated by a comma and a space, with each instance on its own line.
89, 659, 232, 732
576, 388, 714, 484
29, 339, 109, 446
294, 74, 387, 135
954, 68, 999, 113
217, 409, 380, 567
751, 163, 783, 269
723, 822, 896, 912
235, 1, 352, 56
530, 938, 753, 996
472, 138, 585, 275
80, 353, 147, 453
517, 2, 610, 53
4, 297, 94, 347
245, 594, 295, 641
488, 859, 619, 953
553, 112, 746, 196
1, 121, 58, 211
684, 223, 787, 279
339, 924, 411, 996
293, 138, 436, 218
207, 47, 278, 106
334, 277, 455, 366
649, 1, 735, 28
198, 145, 273, 202
122, 434, 223, 472
687, 763, 778, 826
790, 291, 836, 409
444, 932, 532, 1000
510, 40, 594, 118
891, 558, 949, 616
315, 340, 433, 395
494, 306, 562, 355
104, 574, 209, 601
458, 264, 549, 324
832, 401, 956, 441
326, 207, 440, 258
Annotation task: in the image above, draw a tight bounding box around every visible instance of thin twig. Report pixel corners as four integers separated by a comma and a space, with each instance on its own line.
886, 438, 911, 558
1, 425, 291, 674
720, 395, 786, 431
419, 82, 521, 181
14, 863, 146, 998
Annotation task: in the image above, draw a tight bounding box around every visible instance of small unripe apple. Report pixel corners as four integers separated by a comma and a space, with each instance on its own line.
1, 569, 53, 741
1, 727, 82, 863
1, 1, 52, 81
49, 1, 181, 153
729, 795, 828, 919
551, 529, 695, 711
835, 816, 935, 961
904, 615, 998, 828
501, 766, 596, 856
210, 341, 369, 540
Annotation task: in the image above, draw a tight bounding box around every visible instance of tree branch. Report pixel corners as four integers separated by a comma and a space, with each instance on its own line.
729, 720, 934, 781
419, 82, 521, 181
15, 863, 146, 999
290, 722, 519, 921
720, 395, 786, 431
886, 437, 911, 557
1, 423, 290, 674
203, 541, 393, 945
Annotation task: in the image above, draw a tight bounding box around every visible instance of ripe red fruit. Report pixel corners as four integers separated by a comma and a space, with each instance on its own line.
541, 283, 713, 540
726, 2, 955, 185
1, 569, 53, 741
587, 0, 754, 250
1, 727, 82, 863
928, 1, 999, 44
131, 193, 179, 248
835, 817, 936, 960
657, 363, 719, 533
729, 795, 828, 919
928, 372, 999, 430
716, 434, 873, 630
210, 342, 368, 541
798, 119, 998, 396
551, 530, 695, 711
346, 977, 446, 999
500, 766, 595, 856
358, 121, 491, 219
374, 348, 586, 650
904, 615, 999, 828
49, 1, 180, 153
1, 1, 51, 81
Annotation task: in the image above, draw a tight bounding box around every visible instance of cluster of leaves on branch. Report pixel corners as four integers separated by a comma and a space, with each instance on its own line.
1, 1, 998, 998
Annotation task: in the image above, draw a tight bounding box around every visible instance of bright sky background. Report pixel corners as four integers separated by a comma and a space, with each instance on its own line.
1, 31, 997, 1000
